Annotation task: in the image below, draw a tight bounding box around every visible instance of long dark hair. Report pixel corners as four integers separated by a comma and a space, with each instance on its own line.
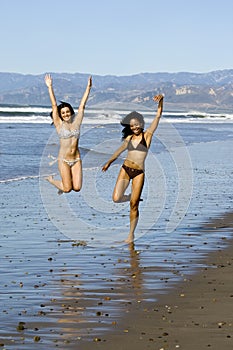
120, 111, 145, 139
50, 101, 75, 124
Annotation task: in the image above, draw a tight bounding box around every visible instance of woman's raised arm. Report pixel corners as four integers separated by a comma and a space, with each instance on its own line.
74, 76, 92, 126
44, 74, 60, 127
147, 94, 164, 135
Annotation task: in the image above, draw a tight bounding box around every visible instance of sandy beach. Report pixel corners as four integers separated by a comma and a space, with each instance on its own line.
1, 179, 232, 350
1, 119, 233, 349
81, 213, 233, 350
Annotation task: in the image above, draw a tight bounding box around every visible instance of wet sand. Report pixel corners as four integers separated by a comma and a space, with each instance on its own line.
81, 212, 233, 350
1, 131, 233, 350
2, 210, 231, 350
0, 178, 233, 349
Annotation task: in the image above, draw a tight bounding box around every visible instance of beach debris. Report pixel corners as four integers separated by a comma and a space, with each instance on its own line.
72, 240, 87, 247
217, 321, 226, 328
38, 310, 46, 315
93, 337, 101, 342
34, 336, 41, 342
16, 321, 25, 331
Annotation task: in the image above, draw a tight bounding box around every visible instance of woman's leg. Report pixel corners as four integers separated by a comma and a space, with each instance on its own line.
46, 160, 72, 193
112, 167, 130, 203
125, 173, 145, 243
71, 160, 82, 192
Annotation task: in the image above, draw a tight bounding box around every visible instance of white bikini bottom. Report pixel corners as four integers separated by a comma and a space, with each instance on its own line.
63, 158, 81, 167
48, 154, 81, 167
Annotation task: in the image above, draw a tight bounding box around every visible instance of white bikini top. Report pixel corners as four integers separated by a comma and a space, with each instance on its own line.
58, 122, 80, 139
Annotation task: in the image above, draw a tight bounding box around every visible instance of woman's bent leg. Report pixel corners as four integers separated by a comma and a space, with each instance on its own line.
112, 167, 130, 202
46, 160, 72, 193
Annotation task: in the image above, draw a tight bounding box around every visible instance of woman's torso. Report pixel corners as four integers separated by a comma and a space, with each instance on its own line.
57, 122, 81, 159
124, 132, 150, 170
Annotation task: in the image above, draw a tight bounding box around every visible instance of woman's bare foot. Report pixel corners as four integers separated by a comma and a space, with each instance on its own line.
44, 175, 54, 183
45, 175, 63, 194
124, 233, 134, 244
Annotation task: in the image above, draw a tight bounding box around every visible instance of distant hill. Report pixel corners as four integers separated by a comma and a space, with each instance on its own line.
0, 70, 232, 112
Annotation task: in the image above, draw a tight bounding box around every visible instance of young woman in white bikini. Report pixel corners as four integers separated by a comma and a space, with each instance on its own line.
44, 74, 92, 193
102, 94, 163, 243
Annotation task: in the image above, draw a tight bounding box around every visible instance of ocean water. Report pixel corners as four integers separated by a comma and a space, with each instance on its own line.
0, 105, 233, 348
1, 104, 232, 181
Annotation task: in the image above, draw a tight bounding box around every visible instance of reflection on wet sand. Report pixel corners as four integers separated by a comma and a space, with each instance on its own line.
48, 243, 143, 343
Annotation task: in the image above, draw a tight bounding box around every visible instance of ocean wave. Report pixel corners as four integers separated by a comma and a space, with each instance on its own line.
0, 105, 233, 124
0, 115, 51, 123
0, 175, 41, 183
0, 106, 51, 113
0, 173, 58, 184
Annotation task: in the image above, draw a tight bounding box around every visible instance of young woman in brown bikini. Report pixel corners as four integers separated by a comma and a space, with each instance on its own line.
102, 94, 164, 243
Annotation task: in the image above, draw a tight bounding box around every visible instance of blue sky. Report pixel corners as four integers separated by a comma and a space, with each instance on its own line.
1, 0, 232, 76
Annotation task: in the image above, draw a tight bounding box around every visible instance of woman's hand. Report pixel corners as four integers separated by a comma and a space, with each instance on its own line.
102, 162, 110, 172
88, 75, 92, 88
153, 94, 164, 103
45, 74, 53, 88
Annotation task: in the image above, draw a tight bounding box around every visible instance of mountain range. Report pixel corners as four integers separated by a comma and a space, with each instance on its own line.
0, 69, 233, 112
